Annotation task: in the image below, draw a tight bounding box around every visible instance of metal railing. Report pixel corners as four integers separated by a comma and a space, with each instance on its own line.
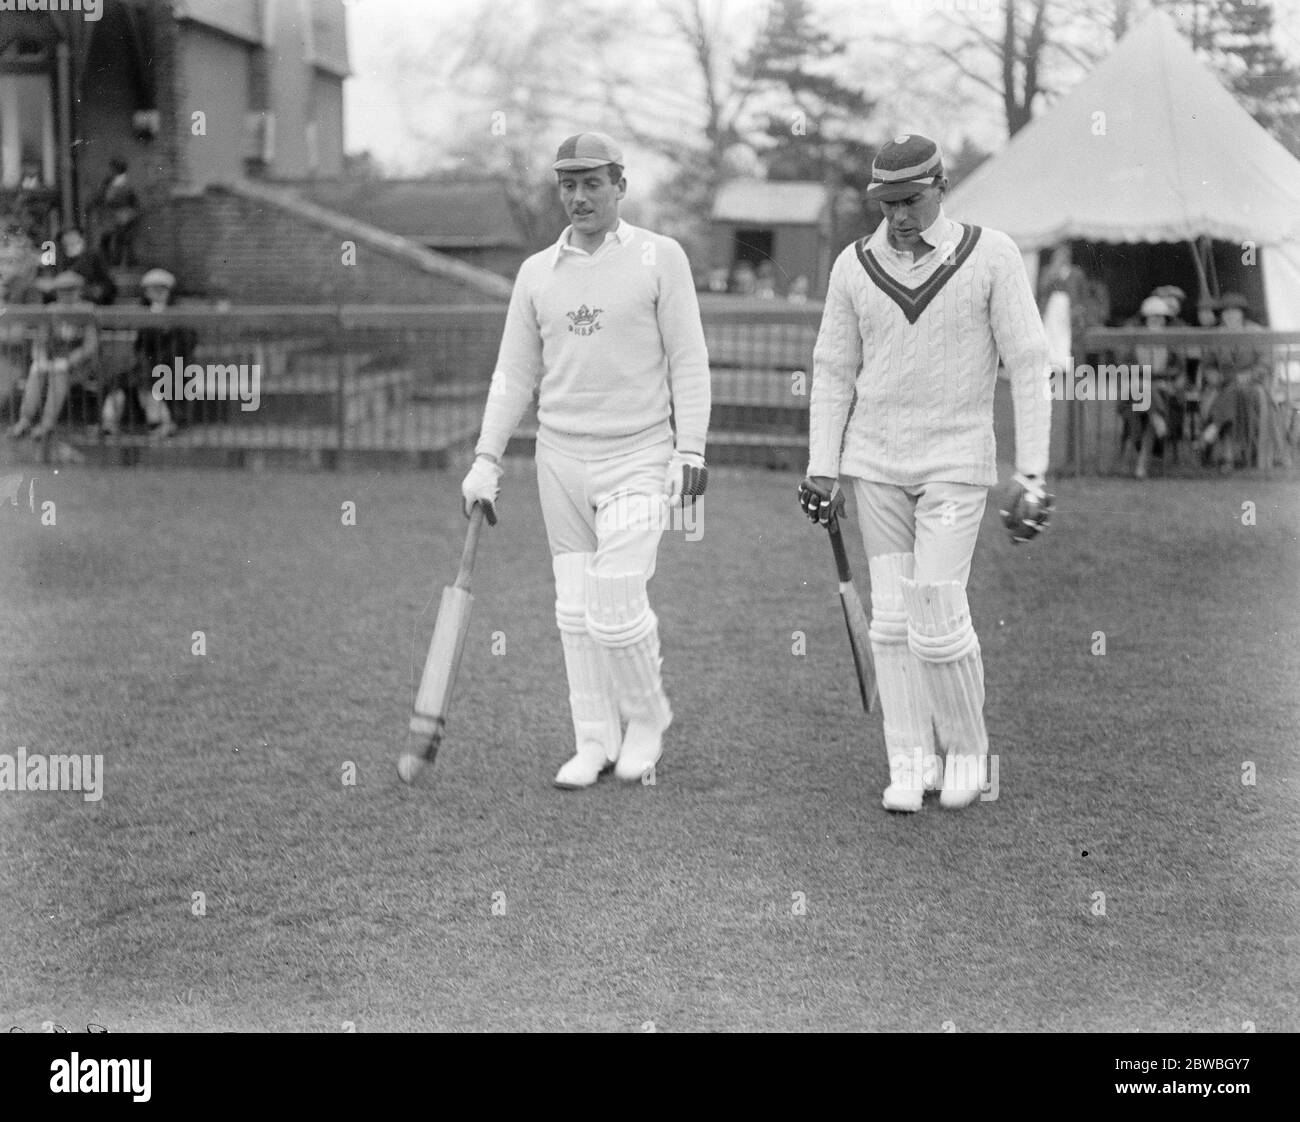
7, 305, 1291, 475
0, 305, 504, 467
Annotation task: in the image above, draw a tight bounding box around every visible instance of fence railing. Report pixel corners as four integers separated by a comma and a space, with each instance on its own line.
0, 305, 506, 467
4, 305, 1295, 474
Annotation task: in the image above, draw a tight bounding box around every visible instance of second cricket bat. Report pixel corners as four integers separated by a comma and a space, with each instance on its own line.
398, 504, 486, 783
826, 515, 879, 713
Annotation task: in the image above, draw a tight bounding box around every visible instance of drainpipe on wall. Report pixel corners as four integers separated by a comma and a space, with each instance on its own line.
55, 39, 74, 231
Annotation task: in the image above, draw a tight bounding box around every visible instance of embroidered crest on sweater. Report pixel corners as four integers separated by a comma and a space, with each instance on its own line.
566, 304, 604, 335
855, 224, 983, 325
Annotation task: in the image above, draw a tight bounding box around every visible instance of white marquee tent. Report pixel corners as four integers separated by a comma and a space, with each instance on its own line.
946, 10, 1300, 328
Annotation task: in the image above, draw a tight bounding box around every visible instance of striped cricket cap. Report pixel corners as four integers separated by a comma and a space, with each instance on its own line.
867, 134, 945, 201
552, 132, 624, 172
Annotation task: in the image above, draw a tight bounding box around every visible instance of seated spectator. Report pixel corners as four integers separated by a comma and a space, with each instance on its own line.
730, 260, 756, 296
100, 268, 190, 440
0, 226, 43, 423
8, 270, 98, 440
1150, 285, 1189, 325
1198, 293, 1288, 468
787, 275, 810, 303
754, 260, 777, 299
706, 267, 729, 294
1123, 295, 1187, 479
51, 227, 116, 306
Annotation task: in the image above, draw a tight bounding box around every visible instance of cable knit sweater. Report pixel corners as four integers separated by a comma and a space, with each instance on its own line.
808, 211, 1051, 486
475, 221, 710, 463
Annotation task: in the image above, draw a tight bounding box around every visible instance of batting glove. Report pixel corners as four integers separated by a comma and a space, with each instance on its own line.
665, 450, 707, 505
999, 472, 1054, 544
460, 455, 501, 525
798, 475, 844, 526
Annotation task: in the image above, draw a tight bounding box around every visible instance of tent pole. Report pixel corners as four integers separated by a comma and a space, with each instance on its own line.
1187, 237, 1210, 304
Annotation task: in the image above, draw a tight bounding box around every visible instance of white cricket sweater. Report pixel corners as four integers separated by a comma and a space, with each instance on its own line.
808, 212, 1051, 486
475, 221, 710, 462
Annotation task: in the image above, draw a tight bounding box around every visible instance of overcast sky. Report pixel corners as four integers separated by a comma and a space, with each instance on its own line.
342, 0, 1300, 178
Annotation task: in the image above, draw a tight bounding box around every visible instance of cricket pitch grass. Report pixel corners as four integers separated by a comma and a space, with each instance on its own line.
1, 464, 1296, 1031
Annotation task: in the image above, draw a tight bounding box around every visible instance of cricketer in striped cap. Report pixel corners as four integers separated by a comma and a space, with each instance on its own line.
865, 133, 946, 202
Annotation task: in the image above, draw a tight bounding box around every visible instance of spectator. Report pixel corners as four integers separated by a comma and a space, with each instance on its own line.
730, 260, 756, 296
1198, 292, 1281, 468
53, 227, 116, 306
1124, 295, 1187, 479
1150, 284, 1189, 325
0, 227, 43, 424
8, 270, 98, 439
95, 158, 142, 268
754, 260, 777, 299
100, 268, 189, 439
706, 267, 729, 294
787, 275, 810, 303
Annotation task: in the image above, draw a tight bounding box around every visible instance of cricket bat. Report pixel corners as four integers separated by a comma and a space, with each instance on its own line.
398, 504, 486, 783
826, 515, 879, 713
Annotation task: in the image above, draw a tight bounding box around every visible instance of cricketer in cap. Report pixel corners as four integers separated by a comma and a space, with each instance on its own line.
800, 132, 1053, 813
461, 131, 711, 790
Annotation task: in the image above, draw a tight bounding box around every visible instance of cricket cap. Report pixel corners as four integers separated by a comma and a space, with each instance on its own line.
552, 132, 624, 172
867, 134, 945, 201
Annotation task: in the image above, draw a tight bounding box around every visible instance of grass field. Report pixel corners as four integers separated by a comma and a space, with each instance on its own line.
1, 462, 1297, 1032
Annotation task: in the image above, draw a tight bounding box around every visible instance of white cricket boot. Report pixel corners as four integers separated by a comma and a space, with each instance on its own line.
552, 553, 621, 790
901, 579, 990, 811
586, 571, 672, 784
882, 747, 926, 813
869, 553, 939, 813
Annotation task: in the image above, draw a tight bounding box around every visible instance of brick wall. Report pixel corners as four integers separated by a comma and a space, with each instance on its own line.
168, 185, 511, 305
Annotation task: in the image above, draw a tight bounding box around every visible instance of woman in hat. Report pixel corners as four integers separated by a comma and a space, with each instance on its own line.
1123, 296, 1187, 479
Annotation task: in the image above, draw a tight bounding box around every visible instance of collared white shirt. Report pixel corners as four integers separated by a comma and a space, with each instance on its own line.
871, 210, 963, 274
552, 219, 635, 265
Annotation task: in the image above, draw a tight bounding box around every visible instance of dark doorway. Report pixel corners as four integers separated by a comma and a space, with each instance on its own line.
733, 228, 774, 268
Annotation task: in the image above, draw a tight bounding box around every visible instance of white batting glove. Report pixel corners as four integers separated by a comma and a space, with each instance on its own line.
460, 455, 501, 524
665, 450, 707, 505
